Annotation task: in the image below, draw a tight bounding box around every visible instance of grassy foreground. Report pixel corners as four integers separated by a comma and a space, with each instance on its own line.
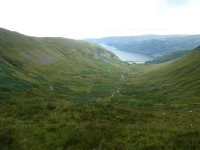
1, 99, 200, 150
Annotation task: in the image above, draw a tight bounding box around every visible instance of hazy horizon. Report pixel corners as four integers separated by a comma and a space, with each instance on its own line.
3, 27, 200, 40
1, 0, 200, 38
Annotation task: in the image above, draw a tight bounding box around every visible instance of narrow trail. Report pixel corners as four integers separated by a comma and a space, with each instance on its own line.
111, 71, 126, 98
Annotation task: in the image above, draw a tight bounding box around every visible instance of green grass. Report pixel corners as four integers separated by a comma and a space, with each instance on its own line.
121, 47, 200, 105
146, 50, 190, 64
1, 28, 200, 149
0, 27, 122, 101
1, 99, 200, 150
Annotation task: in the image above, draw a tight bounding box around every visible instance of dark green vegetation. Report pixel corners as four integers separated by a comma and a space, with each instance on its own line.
1, 28, 200, 149
146, 50, 190, 64
86, 35, 200, 56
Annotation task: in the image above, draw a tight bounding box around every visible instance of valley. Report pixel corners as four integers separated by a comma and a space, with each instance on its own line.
0, 28, 200, 150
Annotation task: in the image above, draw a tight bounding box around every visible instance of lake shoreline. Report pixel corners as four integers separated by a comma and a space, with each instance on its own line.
99, 43, 154, 62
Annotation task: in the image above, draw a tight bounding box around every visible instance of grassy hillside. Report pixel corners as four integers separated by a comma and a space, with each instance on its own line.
1, 28, 200, 149
121, 46, 200, 104
146, 50, 190, 64
0, 28, 122, 101
86, 35, 200, 56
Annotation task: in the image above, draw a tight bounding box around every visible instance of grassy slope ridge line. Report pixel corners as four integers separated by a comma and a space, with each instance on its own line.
0, 27, 122, 100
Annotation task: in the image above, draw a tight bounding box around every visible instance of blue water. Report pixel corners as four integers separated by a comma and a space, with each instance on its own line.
100, 43, 153, 62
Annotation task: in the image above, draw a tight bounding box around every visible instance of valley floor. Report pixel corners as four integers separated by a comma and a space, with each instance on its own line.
1, 63, 200, 150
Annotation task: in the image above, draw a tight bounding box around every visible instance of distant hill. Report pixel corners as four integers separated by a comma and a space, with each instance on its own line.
146, 50, 190, 64
85, 35, 200, 56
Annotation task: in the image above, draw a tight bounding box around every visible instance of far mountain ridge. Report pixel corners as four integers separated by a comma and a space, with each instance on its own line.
85, 34, 200, 56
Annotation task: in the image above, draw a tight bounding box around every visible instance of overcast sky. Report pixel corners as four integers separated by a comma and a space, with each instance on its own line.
0, 0, 200, 38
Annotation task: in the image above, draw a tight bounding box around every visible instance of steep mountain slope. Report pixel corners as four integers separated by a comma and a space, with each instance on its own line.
122, 46, 200, 104
0, 28, 121, 100
86, 35, 200, 56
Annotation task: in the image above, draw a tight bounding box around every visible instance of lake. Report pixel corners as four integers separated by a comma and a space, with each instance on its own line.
100, 43, 153, 62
